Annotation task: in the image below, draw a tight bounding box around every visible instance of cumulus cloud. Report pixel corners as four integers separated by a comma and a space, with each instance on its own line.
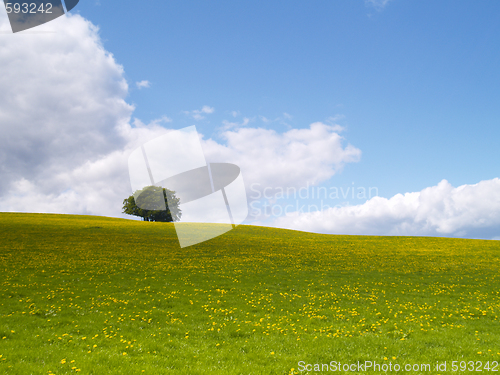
136, 80, 151, 89
202, 122, 362, 198
133, 116, 172, 128
272, 179, 500, 239
0, 12, 168, 217
0, 12, 133, 205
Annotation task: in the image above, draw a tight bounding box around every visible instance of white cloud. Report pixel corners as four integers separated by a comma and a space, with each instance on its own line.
133, 116, 172, 128
272, 178, 500, 239
202, 122, 362, 198
221, 117, 251, 130
185, 105, 215, 120
136, 80, 151, 89
0, 12, 133, 199
0, 121, 169, 218
0, 12, 177, 218
201, 105, 215, 114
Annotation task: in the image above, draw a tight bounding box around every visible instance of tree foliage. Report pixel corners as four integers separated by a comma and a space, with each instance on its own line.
122, 186, 181, 222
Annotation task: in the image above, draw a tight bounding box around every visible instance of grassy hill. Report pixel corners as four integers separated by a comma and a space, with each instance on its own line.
0, 213, 499, 374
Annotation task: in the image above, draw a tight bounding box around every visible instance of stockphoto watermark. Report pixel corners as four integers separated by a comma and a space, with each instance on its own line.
297, 360, 435, 372
296, 360, 497, 372
249, 182, 379, 218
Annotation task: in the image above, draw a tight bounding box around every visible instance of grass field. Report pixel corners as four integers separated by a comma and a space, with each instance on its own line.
0, 213, 499, 374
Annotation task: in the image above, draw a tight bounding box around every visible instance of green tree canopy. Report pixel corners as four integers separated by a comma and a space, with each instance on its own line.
122, 186, 181, 222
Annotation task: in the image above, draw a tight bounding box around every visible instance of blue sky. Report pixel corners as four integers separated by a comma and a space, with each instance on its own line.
1, 0, 499, 239
77, 0, 500, 197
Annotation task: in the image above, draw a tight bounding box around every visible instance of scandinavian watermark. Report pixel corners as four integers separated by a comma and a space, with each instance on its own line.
250, 182, 379, 201
249, 182, 379, 218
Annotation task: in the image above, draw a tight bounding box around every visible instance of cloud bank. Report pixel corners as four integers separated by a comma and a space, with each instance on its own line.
202, 123, 361, 198
273, 179, 500, 239
0, 12, 136, 215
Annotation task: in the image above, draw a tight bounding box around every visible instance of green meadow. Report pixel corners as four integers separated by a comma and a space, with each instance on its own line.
0, 213, 499, 374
